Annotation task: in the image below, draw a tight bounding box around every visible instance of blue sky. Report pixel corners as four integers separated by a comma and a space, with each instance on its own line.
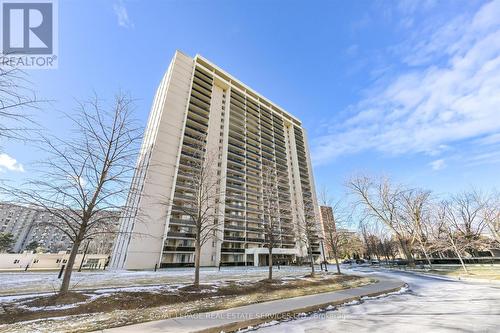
1, 0, 500, 200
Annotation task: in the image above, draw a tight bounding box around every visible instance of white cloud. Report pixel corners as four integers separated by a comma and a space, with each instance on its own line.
345, 44, 359, 57
429, 159, 446, 171
464, 145, 500, 167
397, 0, 437, 15
0, 153, 25, 172
113, 0, 133, 28
312, 0, 500, 166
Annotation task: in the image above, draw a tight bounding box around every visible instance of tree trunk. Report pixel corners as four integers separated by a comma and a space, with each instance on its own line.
332, 246, 341, 274
398, 237, 415, 266
268, 247, 273, 280
449, 235, 468, 274
420, 243, 433, 268
309, 247, 315, 277
59, 239, 81, 295
194, 239, 201, 287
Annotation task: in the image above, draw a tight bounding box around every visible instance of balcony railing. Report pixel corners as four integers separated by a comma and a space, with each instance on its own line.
164, 246, 195, 252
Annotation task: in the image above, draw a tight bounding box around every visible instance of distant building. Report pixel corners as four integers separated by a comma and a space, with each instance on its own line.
111, 51, 323, 270
0, 252, 109, 271
318, 205, 358, 259
0, 203, 38, 252
0, 203, 119, 254
318, 205, 334, 257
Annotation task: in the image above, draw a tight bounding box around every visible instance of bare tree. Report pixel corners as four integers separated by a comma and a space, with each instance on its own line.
400, 189, 434, 268
358, 220, 371, 259
2, 93, 141, 295
261, 161, 282, 281
482, 191, 500, 243
168, 137, 222, 287
446, 191, 486, 257
433, 201, 469, 274
340, 232, 364, 259
318, 187, 349, 274
359, 219, 382, 260
347, 175, 415, 265
0, 63, 40, 142
296, 201, 321, 277
380, 235, 399, 262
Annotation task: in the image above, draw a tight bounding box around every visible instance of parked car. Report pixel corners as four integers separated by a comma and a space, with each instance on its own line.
342, 259, 353, 264
355, 259, 366, 264
371, 260, 380, 265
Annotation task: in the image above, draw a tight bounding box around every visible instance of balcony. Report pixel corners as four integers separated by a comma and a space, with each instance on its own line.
225, 203, 245, 211
169, 218, 195, 226
221, 248, 245, 253
193, 76, 212, 92
191, 87, 211, 104
224, 223, 246, 231
230, 98, 245, 110
224, 236, 245, 242
164, 246, 195, 252
225, 213, 246, 222
227, 157, 245, 168
226, 183, 245, 193
226, 193, 246, 201
167, 231, 195, 239
246, 216, 262, 223
246, 237, 265, 243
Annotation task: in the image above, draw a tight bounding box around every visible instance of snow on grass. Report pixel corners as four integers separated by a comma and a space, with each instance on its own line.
0, 292, 54, 303
254, 268, 500, 333
0, 266, 315, 297
239, 283, 409, 332
92, 284, 183, 294
15, 293, 113, 312
0, 268, 362, 332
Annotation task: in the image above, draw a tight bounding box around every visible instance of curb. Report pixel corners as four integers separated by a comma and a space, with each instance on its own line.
196, 283, 406, 333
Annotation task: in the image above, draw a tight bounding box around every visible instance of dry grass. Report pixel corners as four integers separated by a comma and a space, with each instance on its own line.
390, 264, 500, 281
0, 274, 374, 333
426, 266, 500, 281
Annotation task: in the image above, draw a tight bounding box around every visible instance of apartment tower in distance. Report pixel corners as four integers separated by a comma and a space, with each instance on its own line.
111, 51, 323, 269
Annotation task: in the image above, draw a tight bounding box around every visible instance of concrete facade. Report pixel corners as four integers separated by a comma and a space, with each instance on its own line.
0, 203, 118, 254
111, 51, 323, 270
0, 252, 109, 271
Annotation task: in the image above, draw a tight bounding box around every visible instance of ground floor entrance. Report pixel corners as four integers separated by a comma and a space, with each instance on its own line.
245, 248, 300, 267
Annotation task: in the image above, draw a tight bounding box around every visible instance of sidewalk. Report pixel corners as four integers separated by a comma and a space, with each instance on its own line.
98, 275, 404, 333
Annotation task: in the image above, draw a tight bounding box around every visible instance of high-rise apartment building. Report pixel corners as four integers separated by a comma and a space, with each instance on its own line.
319, 205, 335, 258
111, 51, 322, 270
0, 203, 119, 254
0, 203, 37, 252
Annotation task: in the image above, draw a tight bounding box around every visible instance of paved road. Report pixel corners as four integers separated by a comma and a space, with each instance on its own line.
254, 266, 500, 333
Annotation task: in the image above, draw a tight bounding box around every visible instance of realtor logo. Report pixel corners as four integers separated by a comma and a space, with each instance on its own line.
1, 0, 58, 68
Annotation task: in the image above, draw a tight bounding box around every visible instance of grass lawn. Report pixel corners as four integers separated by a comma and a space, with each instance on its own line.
0, 273, 374, 333
427, 266, 500, 281
0, 266, 320, 296
390, 264, 500, 281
